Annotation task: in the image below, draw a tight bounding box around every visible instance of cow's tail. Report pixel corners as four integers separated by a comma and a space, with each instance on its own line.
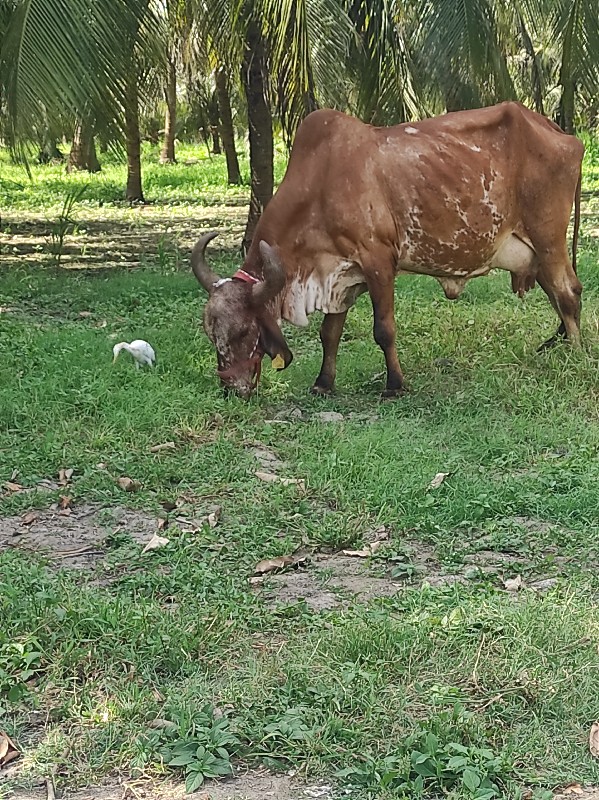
572, 167, 582, 274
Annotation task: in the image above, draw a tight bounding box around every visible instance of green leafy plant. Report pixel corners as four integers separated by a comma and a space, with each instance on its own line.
49, 184, 88, 266
335, 732, 511, 798
0, 638, 43, 702
160, 710, 239, 793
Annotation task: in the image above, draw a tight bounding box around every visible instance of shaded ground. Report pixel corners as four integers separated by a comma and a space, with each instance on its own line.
5, 772, 333, 800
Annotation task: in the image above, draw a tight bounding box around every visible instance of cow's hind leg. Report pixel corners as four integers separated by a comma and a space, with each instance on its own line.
311, 311, 347, 395
537, 257, 582, 349
367, 276, 405, 397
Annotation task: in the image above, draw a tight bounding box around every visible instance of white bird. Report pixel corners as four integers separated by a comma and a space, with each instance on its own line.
112, 339, 156, 368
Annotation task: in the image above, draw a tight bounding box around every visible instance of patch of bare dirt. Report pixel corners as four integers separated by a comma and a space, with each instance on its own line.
0, 505, 157, 569
259, 542, 463, 611
256, 524, 578, 610
6, 772, 334, 800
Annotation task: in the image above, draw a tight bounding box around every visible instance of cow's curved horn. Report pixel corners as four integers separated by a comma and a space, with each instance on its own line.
191, 231, 221, 293
252, 241, 286, 304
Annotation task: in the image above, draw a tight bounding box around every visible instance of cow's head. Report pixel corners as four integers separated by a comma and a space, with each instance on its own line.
192, 232, 293, 398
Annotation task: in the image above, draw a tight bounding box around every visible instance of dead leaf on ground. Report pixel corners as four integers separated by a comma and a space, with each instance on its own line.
253, 553, 308, 576
3, 481, 23, 493
175, 506, 222, 533
157, 518, 168, 531
562, 785, 584, 796
58, 467, 74, 485
142, 534, 169, 554
59, 495, 73, 510
78, 311, 92, 318
148, 718, 177, 731
341, 541, 383, 558
95, 320, 107, 329
117, 476, 141, 492
367, 525, 390, 543
149, 441, 176, 453
254, 471, 305, 489
0, 730, 20, 767
429, 471, 450, 489
503, 575, 523, 592
590, 721, 599, 758
21, 511, 38, 526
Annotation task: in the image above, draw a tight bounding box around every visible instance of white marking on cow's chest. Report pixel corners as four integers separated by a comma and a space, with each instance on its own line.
282, 261, 367, 327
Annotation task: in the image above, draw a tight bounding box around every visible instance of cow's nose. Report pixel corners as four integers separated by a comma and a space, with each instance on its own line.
221, 383, 254, 400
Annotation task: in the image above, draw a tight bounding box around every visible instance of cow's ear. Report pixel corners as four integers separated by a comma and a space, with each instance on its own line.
259, 314, 293, 370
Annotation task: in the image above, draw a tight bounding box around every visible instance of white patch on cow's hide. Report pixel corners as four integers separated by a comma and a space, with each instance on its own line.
405, 126, 419, 135
282, 261, 367, 327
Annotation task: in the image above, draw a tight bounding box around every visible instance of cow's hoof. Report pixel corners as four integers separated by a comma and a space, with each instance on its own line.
381, 386, 407, 399
310, 384, 333, 396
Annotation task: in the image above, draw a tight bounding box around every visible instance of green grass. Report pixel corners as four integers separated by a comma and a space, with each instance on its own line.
1, 137, 599, 799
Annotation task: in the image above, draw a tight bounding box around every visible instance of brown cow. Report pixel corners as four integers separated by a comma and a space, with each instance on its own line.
191, 102, 584, 398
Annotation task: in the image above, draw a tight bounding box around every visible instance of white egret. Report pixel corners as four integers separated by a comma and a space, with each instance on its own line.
112, 340, 156, 368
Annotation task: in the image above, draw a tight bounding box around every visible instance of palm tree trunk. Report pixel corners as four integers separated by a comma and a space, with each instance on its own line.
160, 57, 177, 164
208, 93, 221, 154
559, 79, 576, 134
86, 135, 101, 173
242, 20, 273, 254
67, 117, 100, 172
124, 77, 144, 202
215, 68, 241, 185
520, 16, 544, 116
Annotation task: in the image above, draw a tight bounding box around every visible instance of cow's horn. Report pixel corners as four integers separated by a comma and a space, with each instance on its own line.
253, 241, 286, 304
191, 231, 221, 293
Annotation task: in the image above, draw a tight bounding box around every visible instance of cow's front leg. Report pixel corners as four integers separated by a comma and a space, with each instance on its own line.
369, 279, 405, 397
311, 311, 347, 395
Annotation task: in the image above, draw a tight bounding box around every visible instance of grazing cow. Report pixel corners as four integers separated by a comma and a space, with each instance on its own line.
191, 102, 584, 398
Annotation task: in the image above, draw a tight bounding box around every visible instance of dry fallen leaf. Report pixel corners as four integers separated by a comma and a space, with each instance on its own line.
562, 785, 584, 796
58, 468, 74, 486
206, 507, 221, 528
254, 471, 305, 489
117, 476, 141, 492
21, 511, 38, 526
341, 541, 382, 558
157, 518, 168, 531
254, 555, 295, 574
4, 481, 23, 493
78, 310, 92, 318
253, 555, 299, 575
149, 442, 176, 453
368, 525, 390, 543
142, 534, 169, 554
590, 721, 599, 758
248, 576, 264, 586
59, 495, 73, 510
503, 575, 523, 592
429, 472, 450, 489
148, 718, 177, 731
0, 730, 20, 767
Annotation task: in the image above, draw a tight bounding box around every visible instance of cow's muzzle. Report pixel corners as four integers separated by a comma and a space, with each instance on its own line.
217, 353, 263, 399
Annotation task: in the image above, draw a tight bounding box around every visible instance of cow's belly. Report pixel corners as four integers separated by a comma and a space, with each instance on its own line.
398, 233, 536, 299
282, 260, 367, 326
